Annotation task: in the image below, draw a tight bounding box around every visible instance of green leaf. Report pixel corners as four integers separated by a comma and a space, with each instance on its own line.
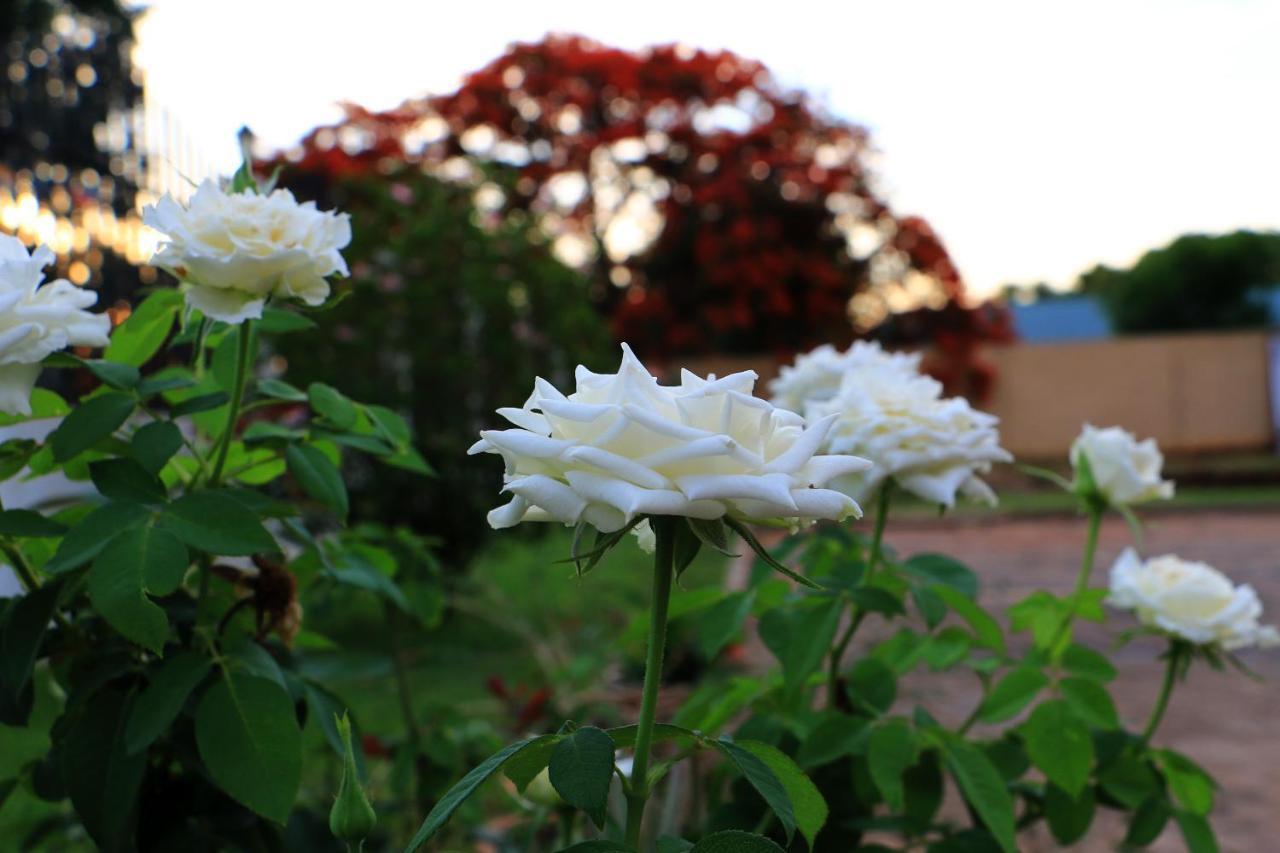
105, 289, 182, 366
867, 719, 917, 811
50, 392, 136, 461
672, 519, 702, 578
243, 421, 305, 444
912, 585, 947, 628
160, 491, 277, 555
1124, 796, 1171, 846
922, 626, 971, 670
549, 726, 616, 829
737, 740, 828, 851
849, 586, 905, 617
325, 551, 412, 613
222, 635, 287, 689
978, 667, 1048, 724
286, 444, 349, 519
1060, 644, 1117, 682
90, 458, 167, 504
258, 307, 317, 334
847, 657, 897, 715
60, 688, 146, 852
1174, 810, 1220, 853
1021, 700, 1092, 796
941, 738, 1017, 853
0, 582, 61, 715
759, 598, 843, 697
0, 509, 66, 537
604, 722, 702, 752
45, 501, 151, 575
1098, 754, 1162, 809
1044, 783, 1095, 845
138, 370, 197, 398
0, 437, 38, 480
308, 382, 358, 430
364, 404, 412, 448
125, 651, 213, 754
88, 525, 188, 653
687, 517, 737, 556
195, 672, 302, 824
131, 421, 184, 475
82, 358, 141, 390
656, 840, 694, 853
689, 832, 785, 853
1059, 677, 1119, 729
716, 737, 797, 844
171, 391, 230, 417
257, 377, 308, 402
901, 554, 978, 597
558, 843, 634, 853
933, 586, 1004, 653
797, 714, 869, 769
503, 735, 563, 791
404, 737, 552, 850
697, 589, 754, 659
1159, 750, 1216, 816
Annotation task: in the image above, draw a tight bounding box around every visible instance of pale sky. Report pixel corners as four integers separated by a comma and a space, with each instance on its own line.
132, 0, 1280, 297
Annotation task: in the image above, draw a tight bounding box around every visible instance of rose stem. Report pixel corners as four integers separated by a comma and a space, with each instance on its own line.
828, 481, 892, 706
624, 515, 675, 849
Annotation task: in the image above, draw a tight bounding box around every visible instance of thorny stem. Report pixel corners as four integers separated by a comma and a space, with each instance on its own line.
1047, 508, 1102, 657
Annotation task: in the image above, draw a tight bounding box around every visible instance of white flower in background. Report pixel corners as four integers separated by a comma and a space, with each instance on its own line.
0, 235, 112, 415
1109, 548, 1280, 650
783, 359, 1010, 508
470, 344, 871, 532
143, 179, 351, 324
768, 341, 921, 415
1070, 424, 1174, 506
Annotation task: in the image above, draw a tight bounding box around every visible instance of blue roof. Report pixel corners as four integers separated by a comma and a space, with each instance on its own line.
1010, 296, 1112, 343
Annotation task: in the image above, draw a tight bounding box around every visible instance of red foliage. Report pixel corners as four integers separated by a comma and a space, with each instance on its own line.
266, 35, 1010, 389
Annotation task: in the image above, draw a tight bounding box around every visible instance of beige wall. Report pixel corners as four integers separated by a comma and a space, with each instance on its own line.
984, 331, 1275, 457
679, 331, 1277, 459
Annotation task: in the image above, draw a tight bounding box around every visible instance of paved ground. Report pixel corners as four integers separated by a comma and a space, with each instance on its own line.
870, 509, 1280, 852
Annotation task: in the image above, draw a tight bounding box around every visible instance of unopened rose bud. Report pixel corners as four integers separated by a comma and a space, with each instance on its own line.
329, 712, 376, 845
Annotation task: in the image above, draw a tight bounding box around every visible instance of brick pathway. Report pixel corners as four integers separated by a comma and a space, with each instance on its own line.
873, 509, 1280, 852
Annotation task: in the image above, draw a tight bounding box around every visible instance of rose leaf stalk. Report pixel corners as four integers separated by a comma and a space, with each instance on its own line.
624, 515, 676, 849
827, 481, 892, 706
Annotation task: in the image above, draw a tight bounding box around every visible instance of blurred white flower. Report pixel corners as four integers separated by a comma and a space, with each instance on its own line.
143, 179, 351, 324
1109, 548, 1279, 650
0, 235, 111, 415
470, 344, 870, 532
1070, 424, 1174, 506
780, 353, 1010, 508
768, 341, 921, 415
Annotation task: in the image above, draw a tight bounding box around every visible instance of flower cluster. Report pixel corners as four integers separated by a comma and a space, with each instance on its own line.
1071, 424, 1174, 506
0, 234, 111, 415
1109, 548, 1279, 651
772, 341, 1010, 507
470, 344, 871, 532
143, 179, 351, 324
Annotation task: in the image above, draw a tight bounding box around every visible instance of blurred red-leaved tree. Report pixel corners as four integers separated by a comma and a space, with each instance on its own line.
267, 34, 1009, 393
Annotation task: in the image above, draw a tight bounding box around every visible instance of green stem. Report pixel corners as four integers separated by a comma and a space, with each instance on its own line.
208, 320, 254, 487
387, 605, 425, 820
1141, 644, 1182, 743
827, 483, 891, 706
1048, 508, 1102, 657
193, 554, 214, 638
2, 543, 71, 629
624, 516, 676, 850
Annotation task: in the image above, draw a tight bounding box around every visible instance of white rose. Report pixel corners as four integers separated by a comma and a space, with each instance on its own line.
1108, 548, 1280, 650
768, 341, 921, 415
469, 344, 872, 532
1070, 424, 1174, 506
0, 235, 112, 415
143, 179, 351, 324
785, 362, 1011, 508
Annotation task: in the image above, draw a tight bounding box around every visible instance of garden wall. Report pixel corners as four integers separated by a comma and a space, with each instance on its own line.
680, 330, 1278, 459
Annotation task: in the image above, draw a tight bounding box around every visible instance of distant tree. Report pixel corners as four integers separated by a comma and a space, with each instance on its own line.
272, 35, 1008, 387
1093, 231, 1280, 333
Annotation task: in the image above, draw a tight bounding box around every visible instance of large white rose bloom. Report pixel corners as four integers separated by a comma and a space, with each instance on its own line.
470, 344, 872, 532
0, 235, 112, 415
1108, 548, 1279, 651
776, 352, 1010, 508
768, 341, 921, 415
1070, 424, 1174, 506
143, 180, 351, 324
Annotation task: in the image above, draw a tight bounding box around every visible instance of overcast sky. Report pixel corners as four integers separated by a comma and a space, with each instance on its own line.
132, 0, 1280, 297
